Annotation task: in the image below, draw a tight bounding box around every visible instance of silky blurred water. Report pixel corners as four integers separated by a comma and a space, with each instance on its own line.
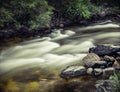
0, 23, 120, 92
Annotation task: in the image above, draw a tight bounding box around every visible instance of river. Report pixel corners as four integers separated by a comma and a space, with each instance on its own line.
0, 22, 120, 92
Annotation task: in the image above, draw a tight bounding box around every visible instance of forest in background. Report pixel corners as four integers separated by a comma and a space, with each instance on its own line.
0, 0, 120, 31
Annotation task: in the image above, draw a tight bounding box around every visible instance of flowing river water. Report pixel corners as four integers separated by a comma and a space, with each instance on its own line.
0, 22, 120, 92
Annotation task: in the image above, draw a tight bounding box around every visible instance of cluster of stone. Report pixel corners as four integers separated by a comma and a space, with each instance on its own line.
95, 80, 117, 92
60, 45, 120, 79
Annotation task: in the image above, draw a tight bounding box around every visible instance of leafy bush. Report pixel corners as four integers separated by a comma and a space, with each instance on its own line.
0, 0, 53, 30
62, 0, 101, 19
93, 0, 120, 13
0, 7, 15, 28
109, 73, 120, 92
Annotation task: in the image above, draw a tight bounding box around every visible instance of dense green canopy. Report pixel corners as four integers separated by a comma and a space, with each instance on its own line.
0, 0, 119, 30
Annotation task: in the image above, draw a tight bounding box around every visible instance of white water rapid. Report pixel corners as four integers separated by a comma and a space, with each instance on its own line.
0, 23, 120, 78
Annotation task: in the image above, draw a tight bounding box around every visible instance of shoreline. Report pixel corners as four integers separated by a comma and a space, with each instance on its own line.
0, 14, 120, 50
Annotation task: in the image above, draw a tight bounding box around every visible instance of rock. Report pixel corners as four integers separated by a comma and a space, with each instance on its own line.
59, 24, 64, 28
89, 45, 120, 56
113, 61, 120, 68
102, 55, 115, 67
87, 68, 93, 75
60, 65, 87, 79
117, 52, 120, 55
95, 80, 116, 92
15, 27, 30, 38
103, 67, 115, 76
64, 30, 75, 36
49, 29, 62, 38
93, 68, 103, 77
84, 60, 107, 68
82, 53, 101, 63
116, 57, 120, 62
103, 55, 115, 63
82, 53, 107, 68
92, 61, 107, 68
96, 20, 112, 25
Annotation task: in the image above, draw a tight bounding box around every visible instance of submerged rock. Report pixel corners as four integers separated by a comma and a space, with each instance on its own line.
60, 65, 87, 79
89, 45, 120, 56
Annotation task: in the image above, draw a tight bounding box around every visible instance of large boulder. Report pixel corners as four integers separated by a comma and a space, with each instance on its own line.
82, 53, 107, 68
89, 45, 120, 56
60, 65, 87, 79
82, 53, 101, 63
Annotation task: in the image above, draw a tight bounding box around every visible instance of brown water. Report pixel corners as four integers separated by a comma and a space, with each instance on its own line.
0, 23, 120, 92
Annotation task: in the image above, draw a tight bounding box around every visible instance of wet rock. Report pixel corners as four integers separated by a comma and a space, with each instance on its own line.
116, 57, 120, 62
93, 68, 103, 77
82, 53, 101, 63
92, 61, 107, 69
117, 52, 120, 55
0, 30, 15, 40
82, 53, 107, 68
60, 65, 87, 79
15, 27, 30, 37
103, 55, 115, 63
89, 45, 120, 56
59, 24, 64, 28
113, 61, 120, 68
96, 20, 112, 25
95, 80, 116, 92
102, 55, 115, 67
103, 67, 115, 76
84, 60, 107, 69
87, 68, 93, 75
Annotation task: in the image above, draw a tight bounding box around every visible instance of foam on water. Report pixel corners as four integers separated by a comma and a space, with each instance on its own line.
76, 23, 120, 31
0, 23, 120, 75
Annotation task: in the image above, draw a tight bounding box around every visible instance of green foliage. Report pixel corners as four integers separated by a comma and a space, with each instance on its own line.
94, 0, 120, 13
29, 11, 53, 30
62, 0, 100, 19
0, 0, 120, 30
0, 7, 14, 28
0, 0, 53, 30
109, 73, 120, 92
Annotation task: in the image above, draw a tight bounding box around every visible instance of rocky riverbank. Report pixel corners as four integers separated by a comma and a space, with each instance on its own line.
60, 44, 120, 91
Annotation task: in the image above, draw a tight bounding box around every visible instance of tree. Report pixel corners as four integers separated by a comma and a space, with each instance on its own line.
0, 0, 53, 30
